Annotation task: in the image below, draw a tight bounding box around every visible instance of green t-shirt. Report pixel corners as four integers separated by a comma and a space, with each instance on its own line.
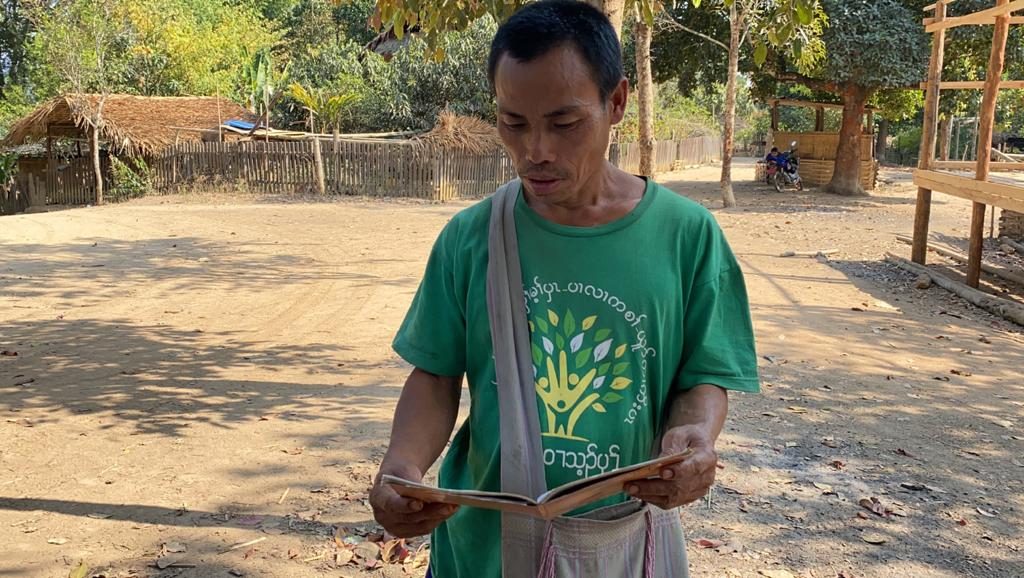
392, 180, 759, 578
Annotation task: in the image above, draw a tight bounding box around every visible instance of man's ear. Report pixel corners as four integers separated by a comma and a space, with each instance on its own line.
608, 77, 629, 125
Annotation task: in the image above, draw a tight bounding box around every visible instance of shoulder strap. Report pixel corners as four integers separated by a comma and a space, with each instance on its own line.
486, 179, 548, 578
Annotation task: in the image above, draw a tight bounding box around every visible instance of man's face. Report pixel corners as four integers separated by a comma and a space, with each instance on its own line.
493, 44, 627, 201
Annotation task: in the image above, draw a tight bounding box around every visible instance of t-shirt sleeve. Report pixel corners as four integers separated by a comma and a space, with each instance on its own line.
392, 221, 467, 377
675, 222, 760, 393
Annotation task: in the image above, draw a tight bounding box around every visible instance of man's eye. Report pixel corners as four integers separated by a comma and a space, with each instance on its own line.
555, 120, 580, 129
502, 121, 526, 130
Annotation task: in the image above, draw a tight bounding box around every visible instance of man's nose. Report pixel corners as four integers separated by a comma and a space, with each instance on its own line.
525, 128, 556, 165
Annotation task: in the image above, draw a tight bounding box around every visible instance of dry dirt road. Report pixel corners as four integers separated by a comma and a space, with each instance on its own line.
1, 159, 1022, 578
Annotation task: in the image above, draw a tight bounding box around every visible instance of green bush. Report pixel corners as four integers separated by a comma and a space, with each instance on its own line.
109, 156, 152, 201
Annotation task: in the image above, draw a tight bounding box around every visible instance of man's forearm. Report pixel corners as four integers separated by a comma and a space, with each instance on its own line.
665, 384, 729, 441
381, 368, 463, 475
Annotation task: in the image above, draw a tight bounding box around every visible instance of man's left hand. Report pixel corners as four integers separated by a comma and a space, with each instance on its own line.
626, 424, 718, 510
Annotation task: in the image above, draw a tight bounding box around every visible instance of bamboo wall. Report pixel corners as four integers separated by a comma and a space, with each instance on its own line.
611, 136, 721, 175
7, 135, 724, 211
770, 132, 873, 161
152, 136, 721, 201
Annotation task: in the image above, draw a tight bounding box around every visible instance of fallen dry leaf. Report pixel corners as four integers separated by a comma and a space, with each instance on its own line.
859, 497, 893, 518
950, 369, 973, 377
1, 350, 17, 356
787, 406, 808, 414
976, 507, 998, 518
47, 537, 68, 545
695, 538, 725, 549
381, 538, 409, 563
894, 448, 916, 458
829, 460, 846, 470
861, 533, 887, 545
163, 541, 187, 554
813, 482, 834, 493
821, 437, 839, 448
155, 556, 184, 570
335, 549, 355, 566
68, 562, 90, 578
353, 541, 381, 561
957, 518, 968, 526
284, 447, 304, 455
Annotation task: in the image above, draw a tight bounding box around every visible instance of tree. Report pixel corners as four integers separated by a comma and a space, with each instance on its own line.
0, 1, 34, 98
765, 0, 928, 195
659, 0, 825, 206
289, 81, 361, 140
238, 48, 291, 136
28, 0, 131, 205
634, 7, 654, 176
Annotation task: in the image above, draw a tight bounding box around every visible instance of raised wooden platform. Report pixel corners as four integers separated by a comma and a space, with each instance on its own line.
913, 169, 1024, 214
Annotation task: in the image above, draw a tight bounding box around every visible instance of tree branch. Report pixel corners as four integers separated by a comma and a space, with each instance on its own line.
657, 14, 729, 52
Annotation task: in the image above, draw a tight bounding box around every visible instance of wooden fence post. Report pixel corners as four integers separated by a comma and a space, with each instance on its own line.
312, 139, 326, 195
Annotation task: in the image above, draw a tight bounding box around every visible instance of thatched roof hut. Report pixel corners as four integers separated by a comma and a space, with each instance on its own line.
2, 94, 251, 156
413, 111, 504, 155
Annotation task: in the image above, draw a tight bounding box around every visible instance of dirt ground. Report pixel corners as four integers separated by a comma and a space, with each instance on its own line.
1, 159, 1022, 578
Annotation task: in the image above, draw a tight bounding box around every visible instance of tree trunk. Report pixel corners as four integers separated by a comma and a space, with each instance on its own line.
587, 0, 625, 37
719, 1, 740, 208
875, 118, 889, 163
91, 123, 103, 205
824, 84, 869, 196
938, 116, 952, 161
635, 12, 655, 178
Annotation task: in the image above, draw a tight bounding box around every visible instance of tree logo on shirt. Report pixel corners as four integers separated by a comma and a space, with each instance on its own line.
530, 308, 630, 441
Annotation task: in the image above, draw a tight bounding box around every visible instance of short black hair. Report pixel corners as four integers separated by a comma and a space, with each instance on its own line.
771, 147, 779, 152
487, 0, 624, 102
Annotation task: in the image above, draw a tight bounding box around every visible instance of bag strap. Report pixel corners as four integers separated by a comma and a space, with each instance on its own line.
486, 179, 548, 578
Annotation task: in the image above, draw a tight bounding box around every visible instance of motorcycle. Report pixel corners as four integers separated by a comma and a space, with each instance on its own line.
770, 141, 803, 192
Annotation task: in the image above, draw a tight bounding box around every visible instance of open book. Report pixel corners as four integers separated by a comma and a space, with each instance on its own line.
383, 449, 693, 520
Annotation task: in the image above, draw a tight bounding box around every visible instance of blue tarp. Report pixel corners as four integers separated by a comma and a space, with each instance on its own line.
223, 119, 265, 131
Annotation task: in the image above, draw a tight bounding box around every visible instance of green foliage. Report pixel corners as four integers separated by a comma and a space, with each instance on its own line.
238, 47, 291, 123
109, 155, 151, 201
618, 82, 718, 141
353, 18, 497, 131
0, 152, 17, 186
816, 0, 928, 91
288, 81, 361, 132
0, 0, 35, 98
26, 0, 279, 99
0, 83, 33, 135
871, 88, 923, 122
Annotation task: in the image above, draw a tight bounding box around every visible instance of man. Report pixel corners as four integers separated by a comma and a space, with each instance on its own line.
370, 2, 759, 577
765, 146, 782, 183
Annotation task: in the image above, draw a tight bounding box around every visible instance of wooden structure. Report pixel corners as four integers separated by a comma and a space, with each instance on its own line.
1, 94, 250, 206
151, 135, 721, 201
911, 0, 1024, 291
766, 99, 878, 190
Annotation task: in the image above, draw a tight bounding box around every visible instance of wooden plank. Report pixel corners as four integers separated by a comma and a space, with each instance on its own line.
924, 16, 1024, 25
933, 160, 1024, 170
926, 0, 1024, 32
913, 170, 1024, 213
915, 0, 944, 262
923, 0, 954, 12
919, 80, 1024, 90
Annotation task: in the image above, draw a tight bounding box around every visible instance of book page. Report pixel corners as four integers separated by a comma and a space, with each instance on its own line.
382, 449, 692, 519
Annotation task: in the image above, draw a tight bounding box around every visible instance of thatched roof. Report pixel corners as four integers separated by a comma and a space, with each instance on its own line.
2, 94, 251, 156
413, 111, 504, 154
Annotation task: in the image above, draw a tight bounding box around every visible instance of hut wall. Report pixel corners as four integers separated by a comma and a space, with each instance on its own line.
768, 132, 877, 190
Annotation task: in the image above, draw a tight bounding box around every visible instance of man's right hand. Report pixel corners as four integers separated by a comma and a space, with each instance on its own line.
370, 461, 459, 538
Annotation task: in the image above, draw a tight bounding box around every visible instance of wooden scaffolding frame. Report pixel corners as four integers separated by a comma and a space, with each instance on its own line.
912, 0, 1024, 290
